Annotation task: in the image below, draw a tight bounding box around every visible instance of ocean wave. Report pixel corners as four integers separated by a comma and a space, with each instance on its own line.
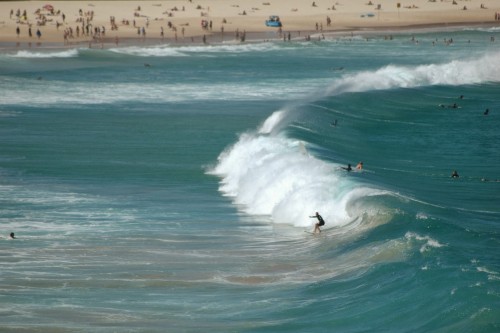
326, 51, 500, 95
0, 78, 325, 106
209, 51, 500, 230
109, 42, 282, 57
7, 49, 80, 58
109, 45, 187, 57
209, 112, 391, 228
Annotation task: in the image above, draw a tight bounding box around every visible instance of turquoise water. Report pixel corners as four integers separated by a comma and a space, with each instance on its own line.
1, 28, 499, 332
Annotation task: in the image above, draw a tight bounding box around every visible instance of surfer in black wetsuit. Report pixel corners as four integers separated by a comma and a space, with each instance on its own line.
310, 212, 325, 233
342, 163, 352, 172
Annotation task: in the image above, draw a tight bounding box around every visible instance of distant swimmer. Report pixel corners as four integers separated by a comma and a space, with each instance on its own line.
451, 170, 459, 178
341, 163, 352, 172
439, 103, 460, 109
356, 161, 363, 170
331, 119, 338, 127
310, 212, 325, 233
484, 108, 489, 115
9, 232, 16, 239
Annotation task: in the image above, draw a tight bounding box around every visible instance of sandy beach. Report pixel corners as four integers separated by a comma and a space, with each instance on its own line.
1, 0, 500, 47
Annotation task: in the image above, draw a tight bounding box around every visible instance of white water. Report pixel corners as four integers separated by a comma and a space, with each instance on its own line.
326, 51, 500, 96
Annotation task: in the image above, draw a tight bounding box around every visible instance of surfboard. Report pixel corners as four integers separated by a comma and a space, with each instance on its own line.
304, 227, 335, 235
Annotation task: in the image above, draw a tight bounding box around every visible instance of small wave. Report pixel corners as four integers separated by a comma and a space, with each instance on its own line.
109, 45, 187, 57
109, 42, 282, 57
8, 49, 79, 58
405, 231, 445, 253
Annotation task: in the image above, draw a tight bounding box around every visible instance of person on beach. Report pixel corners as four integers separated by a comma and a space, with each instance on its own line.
310, 212, 325, 233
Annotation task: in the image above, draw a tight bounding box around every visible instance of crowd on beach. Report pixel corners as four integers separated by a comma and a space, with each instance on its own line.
4, 0, 500, 47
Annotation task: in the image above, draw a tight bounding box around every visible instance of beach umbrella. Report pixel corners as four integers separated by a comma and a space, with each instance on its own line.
43, 4, 54, 11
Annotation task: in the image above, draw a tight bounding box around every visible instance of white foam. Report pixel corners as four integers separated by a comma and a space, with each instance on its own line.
109, 45, 187, 57
110, 42, 282, 57
326, 51, 500, 96
209, 124, 384, 227
405, 231, 445, 253
8, 49, 79, 58
0, 77, 325, 106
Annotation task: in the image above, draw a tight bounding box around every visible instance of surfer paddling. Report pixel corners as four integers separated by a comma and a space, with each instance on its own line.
341, 163, 352, 172
310, 212, 325, 233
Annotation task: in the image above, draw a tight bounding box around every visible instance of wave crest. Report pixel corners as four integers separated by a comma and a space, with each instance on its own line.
327, 51, 500, 95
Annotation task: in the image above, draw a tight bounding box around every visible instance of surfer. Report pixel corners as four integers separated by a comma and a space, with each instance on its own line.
342, 163, 352, 172
9, 232, 16, 239
310, 212, 325, 233
451, 170, 459, 178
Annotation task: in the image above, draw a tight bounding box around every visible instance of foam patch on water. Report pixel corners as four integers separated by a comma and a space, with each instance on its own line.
405, 231, 445, 253
8, 49, 80, 58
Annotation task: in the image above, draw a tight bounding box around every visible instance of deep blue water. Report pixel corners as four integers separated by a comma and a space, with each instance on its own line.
1, 28, 499, 332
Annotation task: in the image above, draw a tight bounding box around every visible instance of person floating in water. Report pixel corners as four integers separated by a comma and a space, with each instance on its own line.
439, 103, 459, 109
451, 170, 459, 178
356, 161, 363, 170
342, 163, 352, 172
9, 232, 16, 239
310, 212, 325, 233
331, 119, 338, 127
484, 108, 489, 115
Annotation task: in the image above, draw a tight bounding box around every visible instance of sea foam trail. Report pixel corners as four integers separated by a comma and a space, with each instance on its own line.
211, 52, 500, 228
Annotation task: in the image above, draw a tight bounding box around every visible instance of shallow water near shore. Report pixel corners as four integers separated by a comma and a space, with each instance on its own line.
0, 28, 499, 332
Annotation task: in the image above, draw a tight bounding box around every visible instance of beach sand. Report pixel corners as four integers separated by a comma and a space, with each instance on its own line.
1, 0, 499, 47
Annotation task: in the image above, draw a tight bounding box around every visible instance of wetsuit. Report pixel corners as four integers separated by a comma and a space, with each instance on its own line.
313, 213, 325, 226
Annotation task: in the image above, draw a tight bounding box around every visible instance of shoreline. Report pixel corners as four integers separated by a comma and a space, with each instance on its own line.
1, 21, 498, 52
